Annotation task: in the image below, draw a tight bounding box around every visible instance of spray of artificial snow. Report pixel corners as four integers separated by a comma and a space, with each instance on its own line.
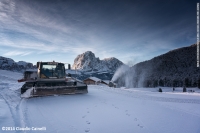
112, 64, 147, 88
111, 65, 134, 88
137, 70, 146, 87
111, 65, 129, 82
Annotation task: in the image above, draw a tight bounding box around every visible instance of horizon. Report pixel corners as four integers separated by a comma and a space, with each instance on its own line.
0, 0, 199, 66
0, 43, 197, 67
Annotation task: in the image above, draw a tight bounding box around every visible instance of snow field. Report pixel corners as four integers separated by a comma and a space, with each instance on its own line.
0, 70, 200, 133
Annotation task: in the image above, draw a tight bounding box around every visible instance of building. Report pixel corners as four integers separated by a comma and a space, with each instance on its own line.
83, 77, 101, 85
101, 80, 110, 86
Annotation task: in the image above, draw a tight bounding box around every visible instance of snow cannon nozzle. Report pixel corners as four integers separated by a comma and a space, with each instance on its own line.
109, 81, 117, 88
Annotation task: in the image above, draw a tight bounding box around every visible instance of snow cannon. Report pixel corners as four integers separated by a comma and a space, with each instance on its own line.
19, 61, 88, 98
109, 81, 117, 88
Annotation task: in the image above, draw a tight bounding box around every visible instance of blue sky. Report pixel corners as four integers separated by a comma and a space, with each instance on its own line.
0, 0, 198, 66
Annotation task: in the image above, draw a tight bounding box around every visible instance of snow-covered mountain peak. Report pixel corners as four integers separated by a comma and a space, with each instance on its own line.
17, 61, 29, 67
84, 51, 94, 55
0, 56, 35, 72
72, 51, 123, 72
103, 57, 115, 60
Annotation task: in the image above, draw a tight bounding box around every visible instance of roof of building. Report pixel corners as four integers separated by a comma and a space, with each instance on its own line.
101, 80, 110, 85
84, 77, 101, 82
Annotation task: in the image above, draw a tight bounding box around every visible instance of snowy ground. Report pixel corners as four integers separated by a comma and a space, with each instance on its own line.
0, 70, 200, 133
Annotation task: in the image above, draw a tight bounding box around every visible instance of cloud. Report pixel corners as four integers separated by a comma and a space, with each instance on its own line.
3, 51, 32, 56
0, 0, 104, 56
0, 0, 197, 65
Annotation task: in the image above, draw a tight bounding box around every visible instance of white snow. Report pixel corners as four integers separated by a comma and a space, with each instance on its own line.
0, 70, 200, 133
21, 87, 34, 98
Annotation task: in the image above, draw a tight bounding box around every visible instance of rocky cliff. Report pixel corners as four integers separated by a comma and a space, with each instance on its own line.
72, 51, 123, 73
0, 56, 35, 72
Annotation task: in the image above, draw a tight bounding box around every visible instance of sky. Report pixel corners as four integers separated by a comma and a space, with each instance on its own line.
0, 0, 199, 66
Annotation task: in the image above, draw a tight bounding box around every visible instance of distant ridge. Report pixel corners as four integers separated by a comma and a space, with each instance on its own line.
0, 56, 35, 72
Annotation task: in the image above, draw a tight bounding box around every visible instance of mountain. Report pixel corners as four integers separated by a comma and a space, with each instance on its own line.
0, 51, 123, 80
113, 44, 200, 88
0, 56, 35, 72
72, 51, 123, 73
70, 51, 124, 80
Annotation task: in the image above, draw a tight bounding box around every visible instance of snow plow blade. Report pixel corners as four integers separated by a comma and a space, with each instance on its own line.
21, 81, 88, 97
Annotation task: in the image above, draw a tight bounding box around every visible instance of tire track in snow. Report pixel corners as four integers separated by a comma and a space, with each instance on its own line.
0, 87, 26, 133
0, 72, 29, 132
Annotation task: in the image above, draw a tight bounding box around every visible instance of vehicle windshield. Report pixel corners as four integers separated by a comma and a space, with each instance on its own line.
40, 63, 65, 79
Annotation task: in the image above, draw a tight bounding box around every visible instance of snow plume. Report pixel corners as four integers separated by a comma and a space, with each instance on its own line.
137, 70, 146, 87
112, 65, 136, 88
111, 65, 129, 82
112, 63, 150, 88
